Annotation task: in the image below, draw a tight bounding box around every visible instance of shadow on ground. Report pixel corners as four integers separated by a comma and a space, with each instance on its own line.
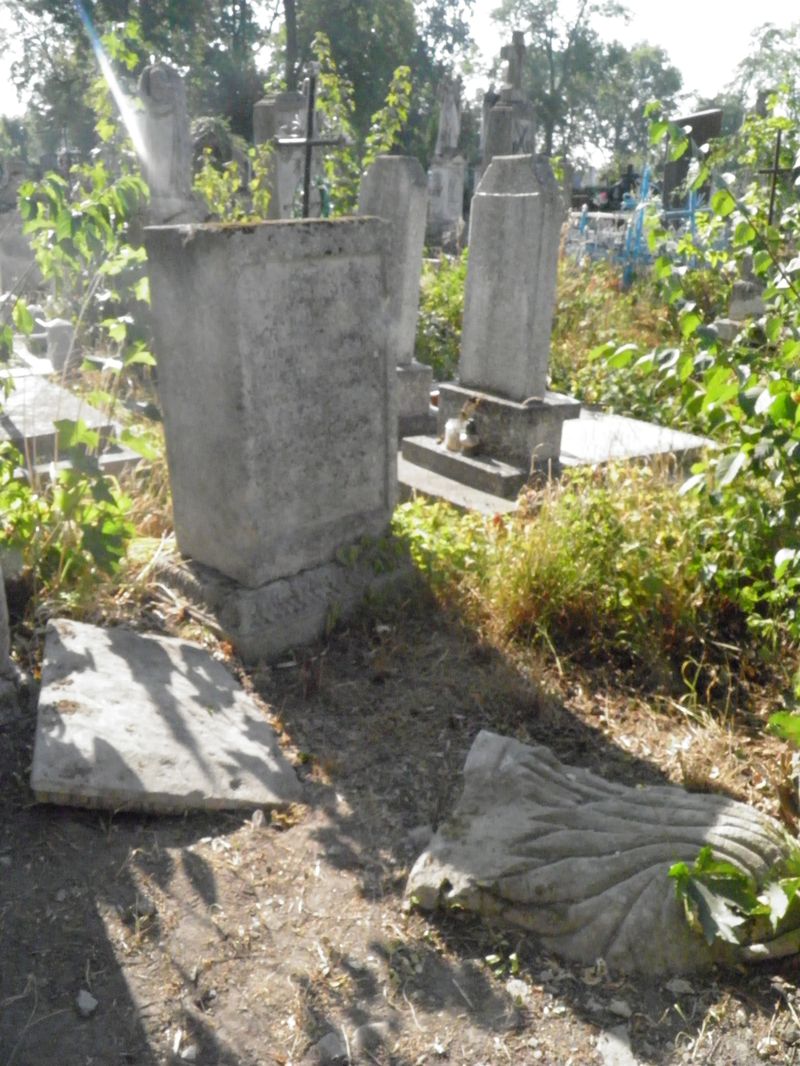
2, 581, 797, 1064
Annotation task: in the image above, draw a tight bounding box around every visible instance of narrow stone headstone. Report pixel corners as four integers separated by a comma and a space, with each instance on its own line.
402, 153, 579, 495
460, 154, 562, 401
359, 155, 433, 436
426, 76, 466, 248
407, 731, 798, 974
137, 62, 195, 223
31, 619, 301, 812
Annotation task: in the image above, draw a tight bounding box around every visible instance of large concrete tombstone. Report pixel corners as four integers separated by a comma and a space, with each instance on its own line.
144, 218, 396, 590
460, 154, 563, 402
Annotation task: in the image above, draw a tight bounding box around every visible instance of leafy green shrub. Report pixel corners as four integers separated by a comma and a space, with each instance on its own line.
415, 251, 467, 380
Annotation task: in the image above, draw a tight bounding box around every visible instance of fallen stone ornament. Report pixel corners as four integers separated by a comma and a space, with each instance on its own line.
406, 731, 800, 974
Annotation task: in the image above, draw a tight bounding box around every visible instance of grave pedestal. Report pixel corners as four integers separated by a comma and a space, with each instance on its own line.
145, 217, 402, 660
404, 155, 580, 499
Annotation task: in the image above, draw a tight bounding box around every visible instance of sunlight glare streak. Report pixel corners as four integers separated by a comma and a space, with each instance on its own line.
73, 0, 149, 165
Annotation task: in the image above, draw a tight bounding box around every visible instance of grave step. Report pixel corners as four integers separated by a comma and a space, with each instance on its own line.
401, 435, 527, 499
397, 452, 517, 515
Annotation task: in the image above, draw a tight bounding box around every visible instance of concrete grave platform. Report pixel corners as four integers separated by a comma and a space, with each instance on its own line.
560, 409, 710, 467
407, 731, 798, 974
399, 410, 712, 511
31, 619, 301, 813
1, 373, 141, 478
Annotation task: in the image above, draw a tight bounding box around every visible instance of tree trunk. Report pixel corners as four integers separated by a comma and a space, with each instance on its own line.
284, 0, 298, 90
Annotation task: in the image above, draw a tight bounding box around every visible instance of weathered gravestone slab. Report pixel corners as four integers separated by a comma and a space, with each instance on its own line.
0, 373, 140, 480
145, 217, 402, 661
31, 619, 301, 813
137, 62, 196, 223
407, 731, 798, 974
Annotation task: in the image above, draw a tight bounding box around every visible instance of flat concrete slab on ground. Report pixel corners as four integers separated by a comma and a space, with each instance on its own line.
31, 619, 302, 813
560, 409, 709, 467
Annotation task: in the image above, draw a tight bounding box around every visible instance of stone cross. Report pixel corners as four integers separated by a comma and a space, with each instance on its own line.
500, 31, 526, 94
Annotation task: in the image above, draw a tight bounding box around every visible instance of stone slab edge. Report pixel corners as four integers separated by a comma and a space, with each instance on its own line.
401, 436, 526, 498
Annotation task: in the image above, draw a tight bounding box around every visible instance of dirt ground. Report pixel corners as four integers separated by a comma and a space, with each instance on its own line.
2, 584, 800, 1066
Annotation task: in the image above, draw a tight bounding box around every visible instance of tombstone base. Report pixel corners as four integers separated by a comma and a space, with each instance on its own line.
397, 361, 435, 438
157, 543, 413, 664
437, 383, 581, 470
401, 436, 527, 499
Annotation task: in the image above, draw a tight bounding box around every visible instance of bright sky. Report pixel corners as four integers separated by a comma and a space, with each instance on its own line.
470, 0, 798, 102
1, 2, 797, 121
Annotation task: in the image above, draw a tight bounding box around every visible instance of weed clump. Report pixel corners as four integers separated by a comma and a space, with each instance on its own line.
395, 464, 752, 696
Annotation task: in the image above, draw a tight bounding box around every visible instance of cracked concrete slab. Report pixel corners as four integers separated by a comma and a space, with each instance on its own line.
31, 619, 301, 813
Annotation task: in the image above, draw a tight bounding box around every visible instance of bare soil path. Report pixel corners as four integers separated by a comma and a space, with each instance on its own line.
2, 589, 799, 1065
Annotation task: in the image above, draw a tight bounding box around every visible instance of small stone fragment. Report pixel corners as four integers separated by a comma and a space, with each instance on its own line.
180, 1045, 198, 1062
757, 1036, 781, 1058
308, 1031, 347, 1064
665, 978, 694, 996
76, 989, 98, 1017
596, 1026, 640, 1066
352, 1021, 391, 1054
608, 998, 633, 1019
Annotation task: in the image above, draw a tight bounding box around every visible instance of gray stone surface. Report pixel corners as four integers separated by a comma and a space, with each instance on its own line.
560, 409, 709, 467
156, 548, 412, 665
0, 373, 140, 480
1, 375, 113, 462
252, 91, 310, 220
407, 730, 796, 974
145, 218, 396, 590
396, 362, 435, 438
397, 452, 517, 516
137, 62, 195, 223
712, 318, 740, 343
401, 435, 526, 498
460, 155, 563, 403
437, 383, 580, 470
729, 279, 766, 321
31, 619, 302, 812
427, 156, 465, 234
359, 156, 433, 435
359, 156, 427, 368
